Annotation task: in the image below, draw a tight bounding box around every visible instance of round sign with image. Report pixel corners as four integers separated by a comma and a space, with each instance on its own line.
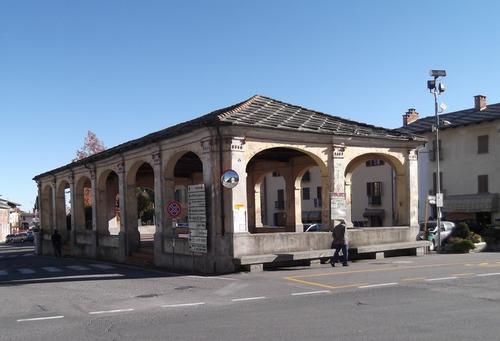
221, 169, 239, 189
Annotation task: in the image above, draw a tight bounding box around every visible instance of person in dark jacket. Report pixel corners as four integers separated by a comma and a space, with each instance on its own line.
330, 220, 348, 267
51, 229, 62, 257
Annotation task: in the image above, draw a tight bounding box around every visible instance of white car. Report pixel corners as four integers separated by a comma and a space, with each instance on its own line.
417, 221, 456, 251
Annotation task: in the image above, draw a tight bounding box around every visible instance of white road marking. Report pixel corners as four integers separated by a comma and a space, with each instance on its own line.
42, 267, 62, 273
476, 272, 500, 277
359, 283, 399, 289
426, 277, 458, 282
17, 316, 64, 322
88, 264, 115, 270
291, 290, 330, 296
0, 270, 7, 276
231, 297, 266, 302
188, 275, 239, 281
89, 309, 134, 315
18, 268, 35, 275
162, 302, 206, 308
6, 273, 124, 283
66, 265, 91, 271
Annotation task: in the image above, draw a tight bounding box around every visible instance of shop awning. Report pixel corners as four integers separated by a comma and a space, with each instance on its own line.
443, 193, 499, 213
362, 209, 385, 218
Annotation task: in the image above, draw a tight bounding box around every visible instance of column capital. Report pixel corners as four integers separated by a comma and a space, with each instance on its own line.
116, 161, 125, 174
152, 151, 161, 166
406, 148, 418, 161
201, 137, 216, 154
332, 144, 346, 159
223, 136, 246, 152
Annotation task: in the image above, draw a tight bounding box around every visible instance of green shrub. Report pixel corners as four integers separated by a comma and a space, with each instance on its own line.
451, 222, 471, 239
444, 237, 475, 253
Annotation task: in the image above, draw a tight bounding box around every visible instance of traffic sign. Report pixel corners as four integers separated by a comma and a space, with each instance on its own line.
166, 200, 182, 218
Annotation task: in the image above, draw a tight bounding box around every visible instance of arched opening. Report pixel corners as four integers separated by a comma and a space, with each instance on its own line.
125, 161, 158, 253
55, 181, 71, 241
97, 170, 120, 235
246, 147, 327, 233
170, 152, 204, 235
41, 185, 54, 234
297, 166, 325, 230
75, 176, 93, 232
345, 153, 405, 227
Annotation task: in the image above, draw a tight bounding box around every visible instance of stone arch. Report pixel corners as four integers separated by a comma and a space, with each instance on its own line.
246, 147, 327, 233
55, 180, 71, 240
41, 184, 54, 234
97, 170, 120, 235
125, 161, 156, 252
74, 175, 92, 232
344, 153, 406, 227
164, 151, 204, 231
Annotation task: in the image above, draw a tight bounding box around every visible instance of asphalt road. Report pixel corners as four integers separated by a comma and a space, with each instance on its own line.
1, 243, 500, 341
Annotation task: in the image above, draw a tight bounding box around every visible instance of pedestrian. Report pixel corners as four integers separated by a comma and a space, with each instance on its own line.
51, 229, 62, 257
330, 220, 348, 267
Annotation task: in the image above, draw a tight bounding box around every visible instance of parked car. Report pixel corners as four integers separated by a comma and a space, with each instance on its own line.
26, 231, 34, 242
305, 223, 323, 232
5, 234, 15, 244
417, 221, 456, 251
13, 232, 29, 243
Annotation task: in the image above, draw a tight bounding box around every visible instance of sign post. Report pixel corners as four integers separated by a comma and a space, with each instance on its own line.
166, 200, 182, 269
188, 184, 207, 254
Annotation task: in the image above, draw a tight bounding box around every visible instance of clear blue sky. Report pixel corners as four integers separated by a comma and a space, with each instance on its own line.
1, 0, 499, 211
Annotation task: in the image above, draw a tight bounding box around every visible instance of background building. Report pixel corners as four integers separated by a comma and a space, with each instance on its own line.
398, 95, 500, 226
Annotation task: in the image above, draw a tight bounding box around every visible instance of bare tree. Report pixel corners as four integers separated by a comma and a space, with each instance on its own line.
74, 130, 106, 161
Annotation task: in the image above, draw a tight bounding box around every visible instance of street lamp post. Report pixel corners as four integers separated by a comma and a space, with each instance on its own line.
428, 69, 446, 252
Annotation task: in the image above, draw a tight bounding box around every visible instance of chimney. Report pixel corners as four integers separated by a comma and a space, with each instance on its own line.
474, 95, 487, 111
402, 108, 419, 126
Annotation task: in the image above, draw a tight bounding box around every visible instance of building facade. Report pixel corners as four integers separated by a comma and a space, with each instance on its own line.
398, 95, 500, 225
34, 95, 423, 274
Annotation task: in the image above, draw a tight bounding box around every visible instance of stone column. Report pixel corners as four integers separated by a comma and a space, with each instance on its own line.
227, 137, 248, 233
320, 175, 330, 228
51, 178, 57, 232
330, 145, 350, 226
35, 181, 43, 255
117, 160, 128, 260
69, 173, 77, 253
152, 149, 165, 260
283, 168, 296, 232
90, 167, 98, 257
406, 149, 419, 227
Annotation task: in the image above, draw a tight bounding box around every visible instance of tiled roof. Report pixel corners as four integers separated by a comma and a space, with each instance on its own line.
34, 95, 420, 179
397, 102, 500, 134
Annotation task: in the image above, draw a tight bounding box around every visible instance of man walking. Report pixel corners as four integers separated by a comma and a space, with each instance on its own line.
330, 220, 348, 267
51, 229, 62, 257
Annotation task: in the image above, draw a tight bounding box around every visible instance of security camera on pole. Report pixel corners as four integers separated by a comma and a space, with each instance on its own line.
427, 69, 447, 252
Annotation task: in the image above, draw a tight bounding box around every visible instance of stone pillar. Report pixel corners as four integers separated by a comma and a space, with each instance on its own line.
227, 137, 248, 233
395, 173, 406, 225
330, 145, 350, 226
69, 173, 77, 253
283, 168, 296, 232
406, 149, 419, 227
152, 149, 165, 260
253, 185, 262, 228
344, 178, 353, 227
117, 160, 128, 260
90, 167, 98, 257
35, 181, 43, 255
321, 175, 330, 229
51, 178, 57, 232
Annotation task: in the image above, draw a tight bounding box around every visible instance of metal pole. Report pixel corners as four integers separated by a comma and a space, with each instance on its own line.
434, 85, 442, 252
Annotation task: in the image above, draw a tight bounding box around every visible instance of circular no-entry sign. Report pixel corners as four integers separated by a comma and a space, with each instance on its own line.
166, 200, 182, 218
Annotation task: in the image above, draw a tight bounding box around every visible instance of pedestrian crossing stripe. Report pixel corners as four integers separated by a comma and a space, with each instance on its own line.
66, 266, 91, 271
42, 267, 62, 273
18, 268, 35, 275
0, 264, 116, 277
